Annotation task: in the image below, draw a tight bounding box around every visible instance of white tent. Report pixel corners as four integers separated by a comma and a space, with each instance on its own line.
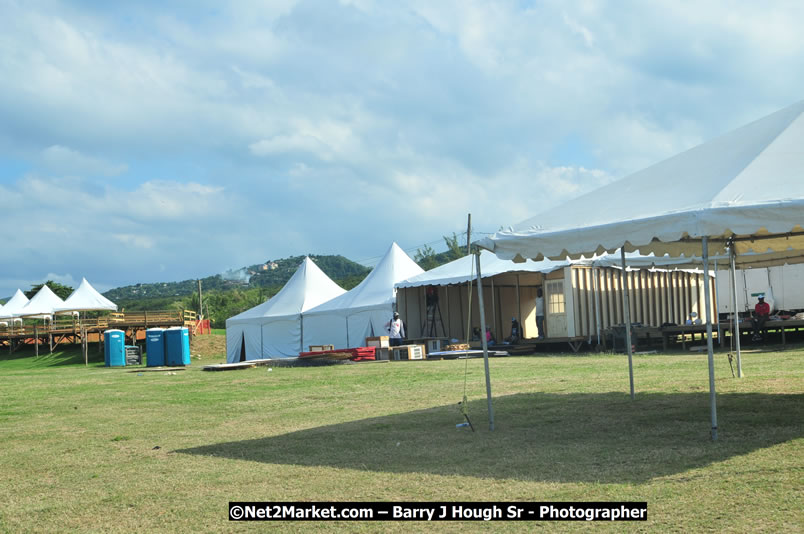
15, 285, 65, 319
397, 249, 570, 288
0, 289, 29, 319
484, 100, 804, 264
481, 100, 804, 440
302, 243, 424, 349
54, 278, 117, 312
225, 257, 346, 362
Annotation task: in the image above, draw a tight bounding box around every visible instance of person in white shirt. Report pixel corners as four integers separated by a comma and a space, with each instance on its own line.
535, 288, 545, 339
386, 311, 405, 346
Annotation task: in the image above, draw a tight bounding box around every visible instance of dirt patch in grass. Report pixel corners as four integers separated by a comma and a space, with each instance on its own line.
190, 332, 226, 360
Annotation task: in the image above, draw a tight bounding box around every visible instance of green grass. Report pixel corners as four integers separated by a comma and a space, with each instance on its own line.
0, 344, 801, 532
211, 328, 226, 335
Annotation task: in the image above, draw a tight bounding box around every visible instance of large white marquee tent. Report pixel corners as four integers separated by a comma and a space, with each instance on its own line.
226, 257, 346, 362
481, 100, 804, 439
302, 242, 424, 350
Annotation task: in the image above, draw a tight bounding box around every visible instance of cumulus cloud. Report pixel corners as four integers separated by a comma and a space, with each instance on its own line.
40, 145, 128, 177
1, 0, 802, 297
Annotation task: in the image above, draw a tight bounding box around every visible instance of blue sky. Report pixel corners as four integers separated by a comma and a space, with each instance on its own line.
1, 0, 803, 299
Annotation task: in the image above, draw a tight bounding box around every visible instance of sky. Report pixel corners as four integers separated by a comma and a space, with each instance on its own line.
1, 0, 803, 299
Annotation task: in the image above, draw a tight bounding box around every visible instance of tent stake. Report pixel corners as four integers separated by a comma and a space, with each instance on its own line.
702, 237, 718, 441
475, 252, 495, 431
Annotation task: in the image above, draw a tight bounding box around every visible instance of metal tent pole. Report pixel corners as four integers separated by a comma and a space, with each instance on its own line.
702, 237, 718, 440
475, 253, 495, 431
620, 249, 635, 400
730, 245, 743, 377
714, 259, 723, 346
593, 267, 602, 347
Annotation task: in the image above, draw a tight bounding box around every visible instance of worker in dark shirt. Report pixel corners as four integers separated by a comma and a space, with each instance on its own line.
752, 295, 771, 341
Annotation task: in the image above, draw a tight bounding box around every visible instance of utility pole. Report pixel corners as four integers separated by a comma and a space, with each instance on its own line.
466, 213, 472, 255
197, 279, 203, 319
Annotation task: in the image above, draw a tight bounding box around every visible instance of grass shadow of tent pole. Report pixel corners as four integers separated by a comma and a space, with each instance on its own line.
177, 391, 802, 484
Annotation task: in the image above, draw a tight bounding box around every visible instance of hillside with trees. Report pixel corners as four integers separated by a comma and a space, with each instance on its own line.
101, 238, 471, 329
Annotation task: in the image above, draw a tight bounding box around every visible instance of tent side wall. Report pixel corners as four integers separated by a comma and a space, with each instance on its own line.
397, 272, 546, 342
570, 266, 717, 338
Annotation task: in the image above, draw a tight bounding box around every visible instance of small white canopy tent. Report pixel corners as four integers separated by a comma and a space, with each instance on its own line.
302, 243, 424, 350
53, 278, 118, 365
481, 100, 804, 440
0, 289, 30, 320
54, 278, 118, 313
225, 257, 346, 362
15, 285, 65, 319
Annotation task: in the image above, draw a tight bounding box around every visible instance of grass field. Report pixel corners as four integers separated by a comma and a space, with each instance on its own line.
0, 339, 801, 533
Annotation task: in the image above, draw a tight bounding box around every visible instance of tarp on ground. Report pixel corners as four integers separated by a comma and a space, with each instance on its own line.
225, 257, 346, 362
302, 242, 424, 349
54, 278, 118, 312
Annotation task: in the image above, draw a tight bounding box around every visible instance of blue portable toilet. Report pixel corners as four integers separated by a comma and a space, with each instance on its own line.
145, 328, 166, 367
165, 326, 191, 366
104, 329, 126, 367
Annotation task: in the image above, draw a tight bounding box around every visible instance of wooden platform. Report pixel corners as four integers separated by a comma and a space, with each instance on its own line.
203, 359, 275, 371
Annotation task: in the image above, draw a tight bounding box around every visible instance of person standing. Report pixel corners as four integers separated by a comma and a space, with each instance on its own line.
386, 311, 405, 347
535, 287, 545, 339
752, 295, 771, 341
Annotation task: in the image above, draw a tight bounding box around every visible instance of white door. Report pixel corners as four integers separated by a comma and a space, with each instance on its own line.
545, 280, 568, 338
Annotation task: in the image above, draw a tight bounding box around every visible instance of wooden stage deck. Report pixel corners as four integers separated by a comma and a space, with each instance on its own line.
0, 310, 198, 354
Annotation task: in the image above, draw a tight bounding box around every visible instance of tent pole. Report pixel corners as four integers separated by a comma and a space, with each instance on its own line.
714, 259, 723, 346
475, 253, 495, 431
593, 267, 602, 347
515, 274, 522, 339
730, 245, 743, 377
702, 237, 718, 441
620, 249, 635, 400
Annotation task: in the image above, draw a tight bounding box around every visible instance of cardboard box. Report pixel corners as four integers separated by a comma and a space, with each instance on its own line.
308, 344, 334, 352
365, 336, 390, 348
391, 344, 425, 360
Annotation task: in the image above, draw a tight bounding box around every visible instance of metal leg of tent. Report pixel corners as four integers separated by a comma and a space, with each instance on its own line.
730, 246, 743, 377
475, 253, 494, 431
714, 259, 723, 346
702, 237, 718, 441
620, 249, 635, 400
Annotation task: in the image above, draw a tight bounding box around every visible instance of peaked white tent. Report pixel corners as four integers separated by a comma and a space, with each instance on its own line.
225, 257, 346, 362
302, 243, 424, 349
15, 285, 65, 319
0, 289, 29, 320
481, 100, 804, 440
54, 278, 117, 313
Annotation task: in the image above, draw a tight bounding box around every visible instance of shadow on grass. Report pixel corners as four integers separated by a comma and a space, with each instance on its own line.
177, 391, 802, 483
0, 345, 105, 368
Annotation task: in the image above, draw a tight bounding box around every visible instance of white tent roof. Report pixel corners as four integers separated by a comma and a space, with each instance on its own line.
398, 249, 707, 289
227, 257, 346, 325
0, 289, 31, 319
397, 249, 570, 288
15, 285, 65, 318
54, 278, 117, 312
482, 100, 804, 265
305, 242, 424, 316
